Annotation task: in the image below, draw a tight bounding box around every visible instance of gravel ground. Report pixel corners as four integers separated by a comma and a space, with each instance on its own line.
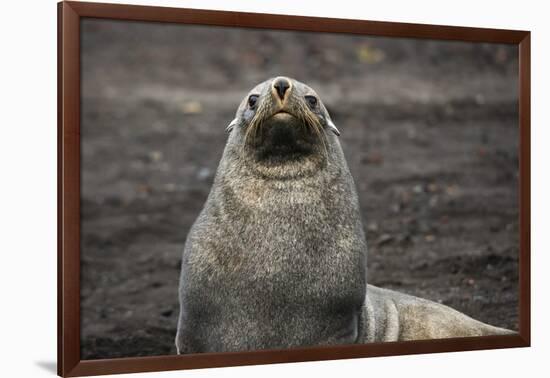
80, 18, 519, 359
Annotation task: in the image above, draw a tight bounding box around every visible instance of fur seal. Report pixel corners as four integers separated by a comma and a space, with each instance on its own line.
176, 77, 513, 354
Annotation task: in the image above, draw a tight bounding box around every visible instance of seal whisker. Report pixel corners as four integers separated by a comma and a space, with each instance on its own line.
300, 102, 328, 160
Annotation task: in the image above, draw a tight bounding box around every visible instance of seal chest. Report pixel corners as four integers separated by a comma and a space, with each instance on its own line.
176, 77, 367, 353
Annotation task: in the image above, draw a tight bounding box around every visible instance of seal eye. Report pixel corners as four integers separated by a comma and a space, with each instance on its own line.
248, 95, 259, 108
305, 95, 318, 109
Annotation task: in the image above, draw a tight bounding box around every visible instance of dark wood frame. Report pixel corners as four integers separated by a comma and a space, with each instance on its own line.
58, 1, 531, 376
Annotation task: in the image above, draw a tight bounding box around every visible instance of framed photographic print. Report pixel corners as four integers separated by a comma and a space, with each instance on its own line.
58, 1, 530, 376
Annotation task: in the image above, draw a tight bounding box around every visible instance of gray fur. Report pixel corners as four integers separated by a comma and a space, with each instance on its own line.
176, 77, 514, 354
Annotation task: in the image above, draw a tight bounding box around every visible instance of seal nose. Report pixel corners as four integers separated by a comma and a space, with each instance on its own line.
273, 78, 290, 101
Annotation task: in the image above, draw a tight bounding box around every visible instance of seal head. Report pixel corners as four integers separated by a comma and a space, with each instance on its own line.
225, 76, 340, 179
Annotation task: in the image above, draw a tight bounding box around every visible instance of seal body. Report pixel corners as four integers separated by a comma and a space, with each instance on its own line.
176, 151, 366, 353
176, 76, 513, 354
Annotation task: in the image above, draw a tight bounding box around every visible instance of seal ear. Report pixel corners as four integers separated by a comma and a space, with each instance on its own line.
326, 117, 341, 136
225, 117, 239, 133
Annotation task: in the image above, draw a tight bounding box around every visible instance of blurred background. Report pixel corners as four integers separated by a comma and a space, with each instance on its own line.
80, 18, 519, 359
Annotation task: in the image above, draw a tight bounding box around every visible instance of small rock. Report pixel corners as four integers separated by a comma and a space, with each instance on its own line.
357, 44, 385, 64
148, 150, 163, 163
164, 183, 177, 192
445, 185, 460, 197
137, 184, 151, 195
412, 184, 424, 194
427, 183, 438, 193
197, 167, 212, 181
367, 222, 379, 232
161, 309, 173, 317
399, 191, 411, 203
181, 101, 203, 114
376, 234, 393, 246
398, 233, 412, 245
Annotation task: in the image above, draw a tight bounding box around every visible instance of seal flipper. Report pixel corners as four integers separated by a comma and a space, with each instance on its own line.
359, 284, 515, 343
358, 285, 401, 343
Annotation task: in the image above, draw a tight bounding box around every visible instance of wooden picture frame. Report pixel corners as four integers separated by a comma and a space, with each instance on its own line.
58, 1, 530, 376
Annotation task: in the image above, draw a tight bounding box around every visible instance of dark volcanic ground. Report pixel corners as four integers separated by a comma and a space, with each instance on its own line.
80, 19, 519, 359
